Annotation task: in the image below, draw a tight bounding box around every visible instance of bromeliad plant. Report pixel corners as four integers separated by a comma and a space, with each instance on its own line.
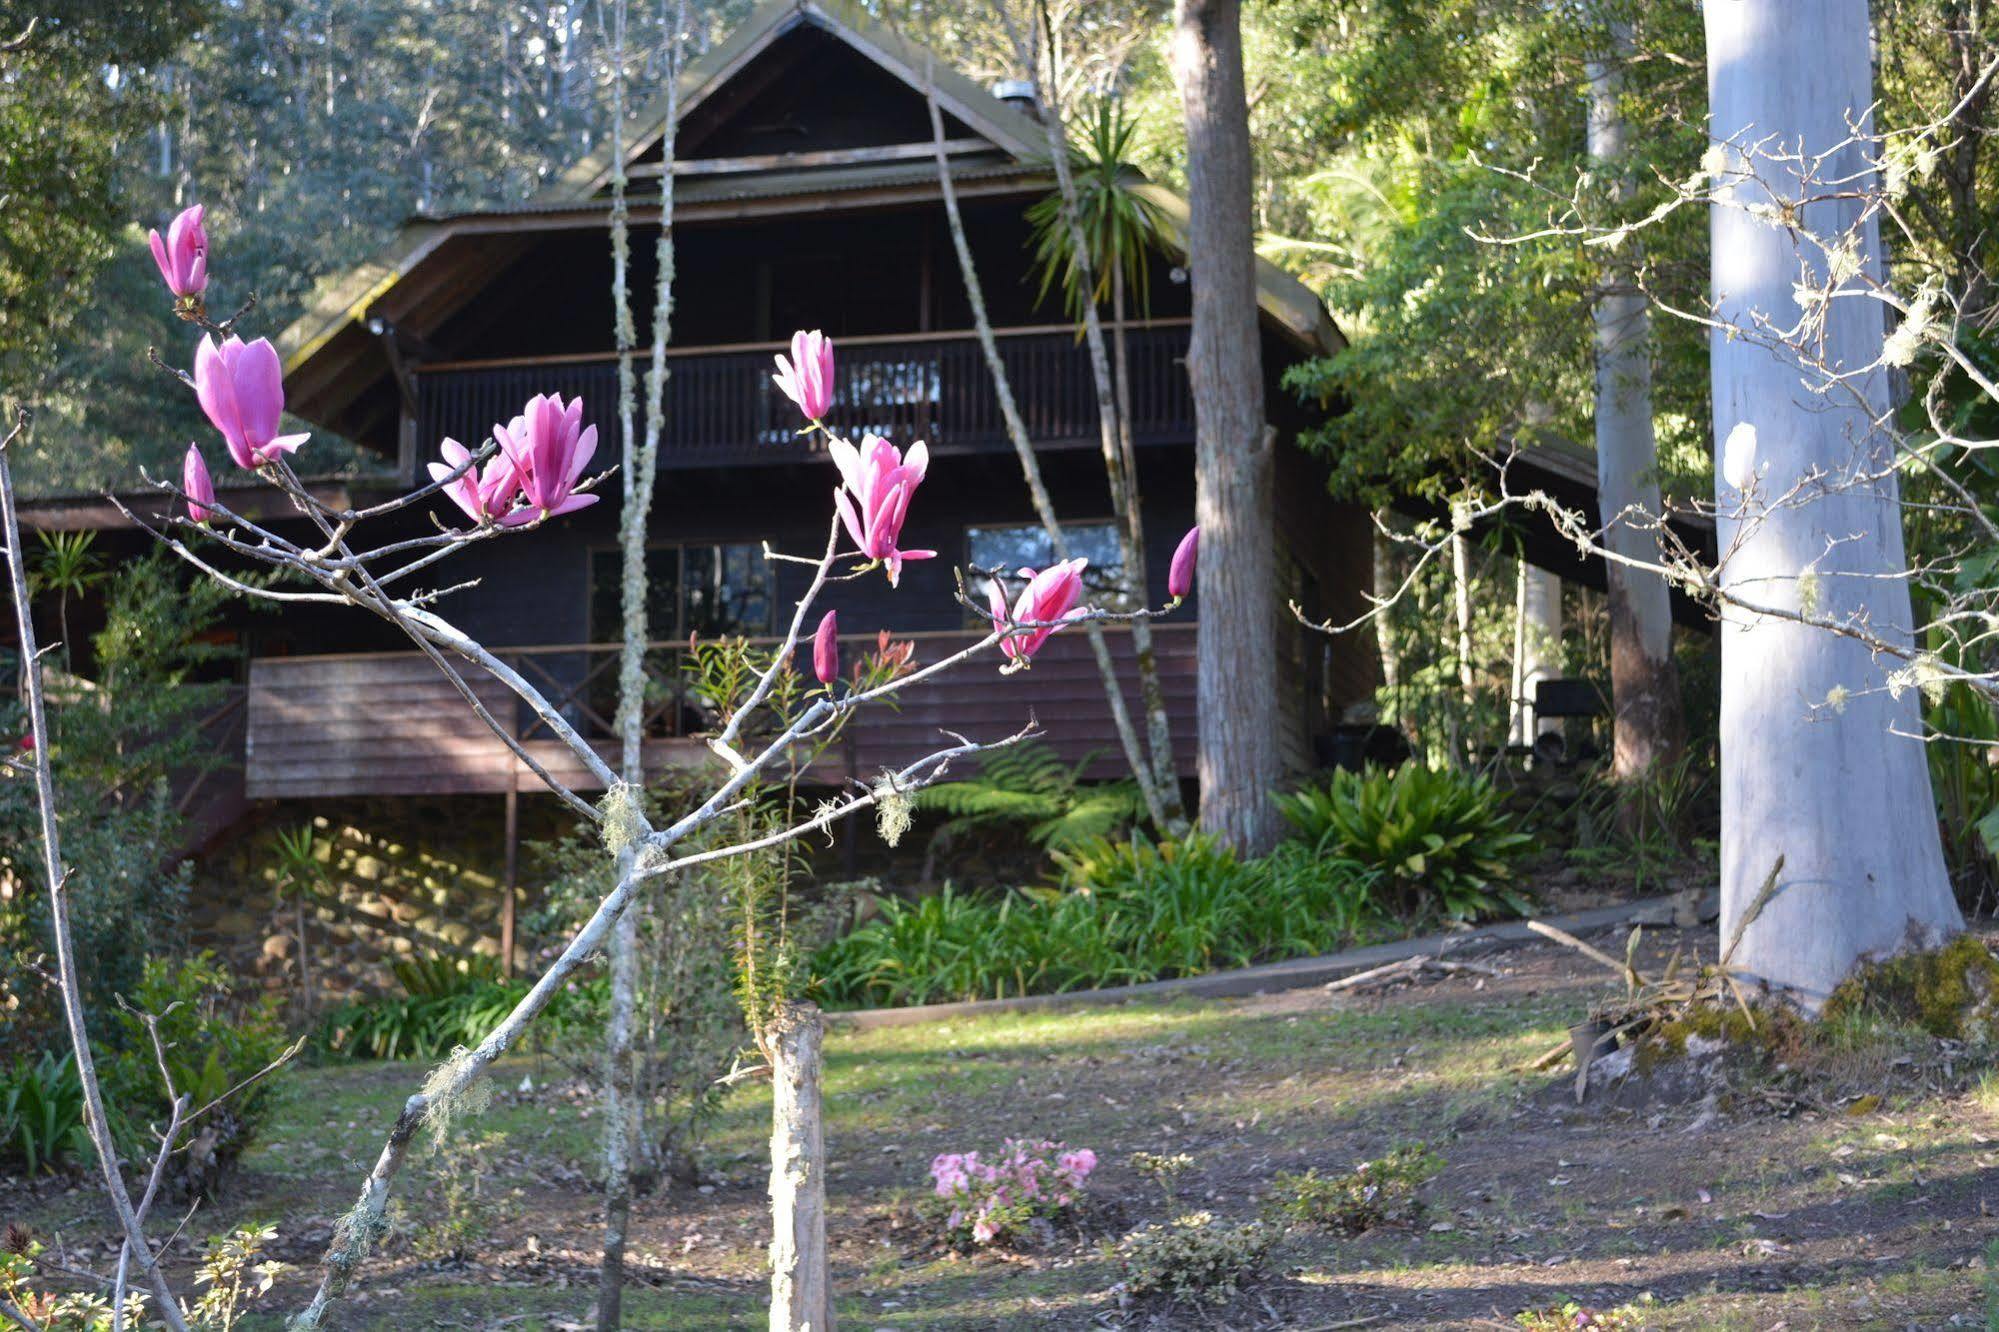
0, 204, 1204, 1330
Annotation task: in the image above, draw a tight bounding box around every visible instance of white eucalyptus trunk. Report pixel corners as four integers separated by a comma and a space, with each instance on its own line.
1509, 562, 1563, 746
1588, 19, 1683, 779
1706, 0, 1961, 1004
767, 1002, 832, 1332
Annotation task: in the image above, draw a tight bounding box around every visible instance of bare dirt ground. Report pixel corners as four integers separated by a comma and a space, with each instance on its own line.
7, 922, 1996, 1329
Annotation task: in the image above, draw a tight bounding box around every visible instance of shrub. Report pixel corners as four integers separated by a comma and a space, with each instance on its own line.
0, 1051, 89, 1174
1515, 1295, 1655, 1330
911, 739, 1147, 871
106, 954, 295, 1198
928, 1139, 1096, 1247
1114, 1211, 1274, 1304
1128, 1150, 1195, 1201
1275, 764, 1534, 922
813, 834, 1384, 1008
318, 957, 572, 1062
1264, 1144, 1444, 1234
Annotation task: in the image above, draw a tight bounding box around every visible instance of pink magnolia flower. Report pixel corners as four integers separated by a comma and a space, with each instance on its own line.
1168, 526, 1198, 601
492, 394, 600, 525
148, 204, 208, 299
773, 329, 835, 421
428, 438, 522, 524
812, 610, 839, 684
194, 336, 310, 469
182, 444, 216, 525
987, 559, 1090, 670
828, 433, 934, 586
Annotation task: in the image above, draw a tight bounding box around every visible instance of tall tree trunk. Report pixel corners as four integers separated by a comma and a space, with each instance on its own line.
1706, 0, 1962, 1005
766, 1002, 832, 1332
1588, 17, 1683, 781
599, 0, 681, 1318
923, 75, 1173, 830
1509, 561, 1562, 747
1111, 265, 1186, 825
1031, 43, 1187, 833
1170, 0, 1283, 853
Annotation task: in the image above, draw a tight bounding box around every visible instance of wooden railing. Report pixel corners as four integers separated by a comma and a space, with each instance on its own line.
245, 623, 1197, 799
410, 323, 1193, 477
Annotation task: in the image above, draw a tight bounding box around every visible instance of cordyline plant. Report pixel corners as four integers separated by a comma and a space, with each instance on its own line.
0, 206, 1201, 1330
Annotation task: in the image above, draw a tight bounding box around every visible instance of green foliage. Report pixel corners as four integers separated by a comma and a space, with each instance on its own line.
1113, 1211, 1274, 1305
0, 1051, 89, 1175
1925, 676, 1999, 916
1263, 1144, 1443, 1234
1275, 764, 1534, 922
1026, 97, 1171, 322
1514, 1295, 1655, 1330
0, 553, 236, 1057
912, 739, 1148, 861
1563, 749, 1718, 891
319, 962, 559, 1063
813, 834, 1384, 1008
0, 1220, 280, 1329
528, 777, 750, 1184
105, 954, 295, 1197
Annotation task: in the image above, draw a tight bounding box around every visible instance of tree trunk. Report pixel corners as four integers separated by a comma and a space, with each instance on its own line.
1705, 0, 1962, 1005
922, 76, 1172, 830
1170, 0, 1283, 853
766, 1002, 832, 1332
1034, 66, 1187, 834
1509, 562, 1562, 747
599, 0, 681, 1318
1588, 19, 1683, 781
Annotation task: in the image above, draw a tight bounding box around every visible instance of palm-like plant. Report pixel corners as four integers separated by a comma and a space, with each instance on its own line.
1027, 99, 1171, 329
268, 824, 328, 1014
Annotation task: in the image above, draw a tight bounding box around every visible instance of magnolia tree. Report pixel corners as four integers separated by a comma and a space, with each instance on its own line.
0, 208, 1201, 1330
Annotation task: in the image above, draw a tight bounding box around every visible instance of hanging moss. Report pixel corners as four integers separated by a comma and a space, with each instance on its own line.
1821, 934, 1999, 1044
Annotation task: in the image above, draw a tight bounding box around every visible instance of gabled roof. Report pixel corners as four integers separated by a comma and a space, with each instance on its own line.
275, 0, 1341, 452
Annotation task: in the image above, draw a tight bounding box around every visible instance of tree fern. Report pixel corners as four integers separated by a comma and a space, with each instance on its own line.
913, 739, 1147, 863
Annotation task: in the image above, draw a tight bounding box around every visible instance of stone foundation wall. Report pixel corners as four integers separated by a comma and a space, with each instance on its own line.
187, 793, 573, 1000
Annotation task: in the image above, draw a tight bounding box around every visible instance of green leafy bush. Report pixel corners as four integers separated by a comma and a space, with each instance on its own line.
1114, 1211, 1274, 1304
106, 954, 296, 1198
1275, 764, 1534, 922
318, 957, 571, 1062
0, 1051, 89, 1174
1263, 1144, 1444, 1234
813, 835, 1383, 1008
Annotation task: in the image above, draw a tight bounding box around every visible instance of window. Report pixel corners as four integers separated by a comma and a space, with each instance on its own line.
965, 522, 1128, 616
588, 543, 775, 643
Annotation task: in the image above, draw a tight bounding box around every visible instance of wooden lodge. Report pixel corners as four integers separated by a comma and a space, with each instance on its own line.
16, 0, 1376, 853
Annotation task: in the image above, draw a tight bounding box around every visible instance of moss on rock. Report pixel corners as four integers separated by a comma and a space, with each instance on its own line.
1821, 934, 1999, 1044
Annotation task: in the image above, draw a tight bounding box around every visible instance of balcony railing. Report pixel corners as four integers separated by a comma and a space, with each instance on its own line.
245, 623, 1196, 799
410, 322, 1193, 476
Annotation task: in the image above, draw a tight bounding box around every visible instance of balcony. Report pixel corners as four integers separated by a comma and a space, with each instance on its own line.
245, 623, 1196, 800
410, 322, 1194, 477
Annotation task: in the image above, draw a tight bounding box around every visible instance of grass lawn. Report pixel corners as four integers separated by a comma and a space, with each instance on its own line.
7, 924, 1996, 1328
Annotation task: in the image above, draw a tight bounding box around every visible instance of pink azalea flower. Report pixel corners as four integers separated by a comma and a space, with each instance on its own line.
987, 559, 1090, 670
773, 329, 835, 420
428, 437, 522, 524
828, 433, 935, 586
193, 335, 310, 469
492, 393, 600, 526
147, 204, 208, 299
182, 444, 216, 525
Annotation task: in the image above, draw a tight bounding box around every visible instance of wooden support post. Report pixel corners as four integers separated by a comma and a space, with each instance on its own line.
501, 775, 519, 978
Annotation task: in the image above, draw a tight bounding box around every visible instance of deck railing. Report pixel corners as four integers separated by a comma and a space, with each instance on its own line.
410, 322, 1193, 477
245, 623, 1197, 799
